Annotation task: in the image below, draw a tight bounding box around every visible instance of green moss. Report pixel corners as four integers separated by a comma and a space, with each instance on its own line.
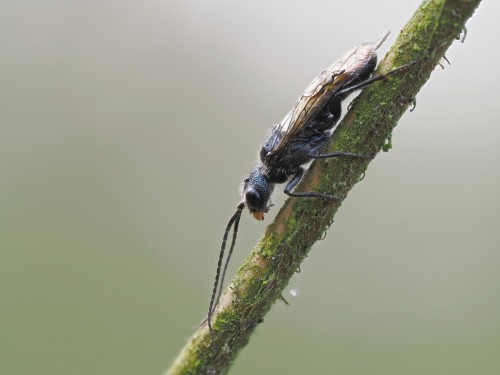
382, 135, 393, 152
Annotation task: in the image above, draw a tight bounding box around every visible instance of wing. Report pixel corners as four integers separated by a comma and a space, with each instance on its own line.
267, 32, 389, 156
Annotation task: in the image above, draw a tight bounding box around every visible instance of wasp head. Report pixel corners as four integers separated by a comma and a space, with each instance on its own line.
242, 167, 274, 221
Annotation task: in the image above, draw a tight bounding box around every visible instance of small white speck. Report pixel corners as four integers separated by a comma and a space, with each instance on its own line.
289, 289, 298, 297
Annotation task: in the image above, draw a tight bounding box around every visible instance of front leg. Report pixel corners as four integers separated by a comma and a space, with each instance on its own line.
284, 167, 343, 201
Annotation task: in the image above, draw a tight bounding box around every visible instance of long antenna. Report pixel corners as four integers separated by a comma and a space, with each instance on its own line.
213, 206, 242, 314
207, 202, 245, 341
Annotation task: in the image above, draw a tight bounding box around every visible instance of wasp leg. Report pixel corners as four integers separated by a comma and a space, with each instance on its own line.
284, 167, 343, 201
311, 151, 370, 160
335, 61, 416, 98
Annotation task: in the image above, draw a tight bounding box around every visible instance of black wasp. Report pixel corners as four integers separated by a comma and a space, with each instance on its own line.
207, 32, 411, 339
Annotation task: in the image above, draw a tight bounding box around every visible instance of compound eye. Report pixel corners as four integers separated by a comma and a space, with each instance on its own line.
245, 188, 261, 209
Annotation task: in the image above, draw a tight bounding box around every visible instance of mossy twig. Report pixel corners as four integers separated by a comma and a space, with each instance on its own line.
167, 1, 482, 374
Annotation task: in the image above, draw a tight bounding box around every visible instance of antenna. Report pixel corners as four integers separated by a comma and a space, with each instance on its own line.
207, 202, 245, 341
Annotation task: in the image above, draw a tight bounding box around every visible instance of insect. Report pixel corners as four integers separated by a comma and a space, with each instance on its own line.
207, 32, 412, 340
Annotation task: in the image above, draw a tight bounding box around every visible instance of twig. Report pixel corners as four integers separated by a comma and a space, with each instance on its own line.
166, 1, 482, 374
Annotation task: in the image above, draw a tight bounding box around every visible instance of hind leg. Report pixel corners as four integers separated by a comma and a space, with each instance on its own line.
284, 167, 343, 201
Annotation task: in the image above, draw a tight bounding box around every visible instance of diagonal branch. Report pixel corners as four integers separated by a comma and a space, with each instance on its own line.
167, 1, 482, 374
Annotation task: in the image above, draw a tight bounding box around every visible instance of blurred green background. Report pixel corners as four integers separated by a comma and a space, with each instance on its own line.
1, 1, 499, 374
